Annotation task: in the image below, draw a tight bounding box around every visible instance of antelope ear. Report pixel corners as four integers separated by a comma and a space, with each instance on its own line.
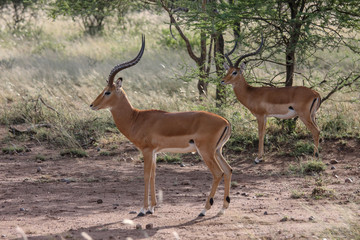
115, 77, 123, 91
240, 62, 247, 72
223, 62, 230, 71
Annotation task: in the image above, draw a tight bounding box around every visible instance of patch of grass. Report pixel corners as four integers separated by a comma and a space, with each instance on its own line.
226, 132, 258, 153
2, 146, 25, 154
156, 154, 181, 164
231, 181, 239, 188
311, 186, 335, 199
290, 190, 305, 199
99, 151, 117, 156
321, 222, 360, 240
322, 114, 349, 138
291, 140, 314, 157
289, 160, 326, 175
35, 154, 46, 161
60, 148, 88, 158
302, 160, 326, 174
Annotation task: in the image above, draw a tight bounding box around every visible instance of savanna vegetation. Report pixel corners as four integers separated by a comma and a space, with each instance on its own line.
0, 0, 359, 157
1, 1, 360, 239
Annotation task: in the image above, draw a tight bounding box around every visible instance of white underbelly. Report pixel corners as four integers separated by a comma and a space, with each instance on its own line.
156, 145, 197, 154
269, 109, 297, 119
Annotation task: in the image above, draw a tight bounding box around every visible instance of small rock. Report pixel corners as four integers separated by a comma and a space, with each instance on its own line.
345, 178, 353, 183
330, 159, 339, 164
20, 208, 25, 211
331, 166, 336, 170
97, 147, 101, 152
136, 224, 142, 230
309, 216, 315, 221
241, 192, 249, 197
145, 223, 153, 229
129, 211, 137, 214
37, 167, 42, 173
264, 211, 268, 215
280, 216, 288, 222
1, 234, 6, 238
97, 199, 103, 204
334, 175, 339, 178
126, 157, 134, 162
180, 163, 186, 167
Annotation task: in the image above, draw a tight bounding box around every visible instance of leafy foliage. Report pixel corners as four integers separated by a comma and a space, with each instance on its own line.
49, 0, 134, 35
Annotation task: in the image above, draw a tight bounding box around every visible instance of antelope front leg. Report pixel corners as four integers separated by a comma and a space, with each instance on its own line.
147, 156, 157, 214
138, 149, 154, 217
255, 116, 267, 164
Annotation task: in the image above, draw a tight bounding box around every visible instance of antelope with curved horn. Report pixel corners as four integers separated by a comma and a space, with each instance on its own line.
222, 37, 321, 163
90, 35, 233, 217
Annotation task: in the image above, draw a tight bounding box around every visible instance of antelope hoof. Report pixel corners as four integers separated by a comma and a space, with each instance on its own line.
198, 209, 207, 217
146, 206, 155, 215
137, 212, 145, 217
137, 208, 146, 217
254, 157, 263, 164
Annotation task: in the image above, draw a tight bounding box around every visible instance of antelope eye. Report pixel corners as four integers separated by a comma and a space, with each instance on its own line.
232, 71, 237, 75
104, 91, 111, 96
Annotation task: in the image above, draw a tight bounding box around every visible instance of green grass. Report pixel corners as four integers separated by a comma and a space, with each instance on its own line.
311, 186, 335, 200
2, 146, 25, 154
35, 154, 46, 161
60, 148, 88, 158
99, 151, 117, 156
289, 160, 326, 175
156, 154, 182, 164
291, 140, 315, 157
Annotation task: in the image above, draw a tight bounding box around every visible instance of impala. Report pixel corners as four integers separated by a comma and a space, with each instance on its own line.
90, 35, 233, 217
222, 37, 321, 164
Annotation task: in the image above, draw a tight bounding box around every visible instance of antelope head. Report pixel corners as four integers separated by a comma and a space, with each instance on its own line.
221, 36, 264, 86
90, 35, 145, 110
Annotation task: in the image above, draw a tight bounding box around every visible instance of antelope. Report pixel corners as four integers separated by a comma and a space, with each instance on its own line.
221, 37, 321, 164
90, 35, 233, 217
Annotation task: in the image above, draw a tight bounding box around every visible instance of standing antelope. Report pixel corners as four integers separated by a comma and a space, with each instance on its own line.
221, 37, 321, 164
90, 35, 233, 217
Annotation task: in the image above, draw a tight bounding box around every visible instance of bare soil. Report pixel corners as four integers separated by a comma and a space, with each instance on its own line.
0, 125, 359, 240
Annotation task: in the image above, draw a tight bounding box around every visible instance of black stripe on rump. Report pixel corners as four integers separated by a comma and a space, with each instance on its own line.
216, 126, 228, 147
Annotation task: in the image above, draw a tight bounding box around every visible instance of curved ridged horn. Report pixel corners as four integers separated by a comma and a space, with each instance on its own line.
234, 35, 263, 68
108, 35, 145, 86
224, 40, 238, 67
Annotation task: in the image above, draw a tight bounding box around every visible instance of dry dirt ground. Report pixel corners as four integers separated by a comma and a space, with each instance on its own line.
0, 126, 359, 240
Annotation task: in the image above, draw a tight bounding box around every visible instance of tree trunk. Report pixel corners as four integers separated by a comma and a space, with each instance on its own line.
285, 45, 295, 87
214, 33, 226, 106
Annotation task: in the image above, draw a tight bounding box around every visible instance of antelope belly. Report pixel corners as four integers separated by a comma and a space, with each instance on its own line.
157, 145, 197, 153
269, 109, 297, 119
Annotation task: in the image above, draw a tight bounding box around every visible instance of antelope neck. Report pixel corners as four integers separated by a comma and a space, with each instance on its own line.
233, 78, 252, 107
109, 91, 138, 139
